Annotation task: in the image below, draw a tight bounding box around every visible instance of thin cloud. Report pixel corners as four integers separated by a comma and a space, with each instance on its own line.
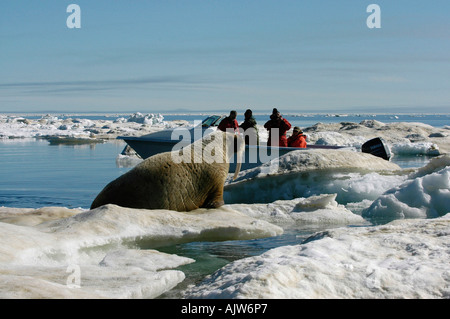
0, 76, 190, 88
0, 76, 220, 95
370, 76, 409, 83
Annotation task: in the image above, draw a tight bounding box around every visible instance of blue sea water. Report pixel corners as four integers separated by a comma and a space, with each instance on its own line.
0, 139, 128, 209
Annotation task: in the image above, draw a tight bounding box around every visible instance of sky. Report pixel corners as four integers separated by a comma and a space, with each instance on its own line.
1, 0, 449, 114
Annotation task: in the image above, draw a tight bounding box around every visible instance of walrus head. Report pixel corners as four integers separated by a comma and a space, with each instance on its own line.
172, 130, 245, 180
199, 131, 244, 180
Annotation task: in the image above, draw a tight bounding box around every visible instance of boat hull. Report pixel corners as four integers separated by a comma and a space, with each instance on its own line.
118, 135, 348, 172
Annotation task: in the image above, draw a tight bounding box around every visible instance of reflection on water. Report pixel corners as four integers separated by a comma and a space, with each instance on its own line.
390, 154, 434, 169
156, 229, 317, 298
0, 139, 129, 209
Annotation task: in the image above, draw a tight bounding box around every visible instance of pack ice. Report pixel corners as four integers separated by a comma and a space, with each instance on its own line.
0, 205, 282, 298
185, 155, 450, 299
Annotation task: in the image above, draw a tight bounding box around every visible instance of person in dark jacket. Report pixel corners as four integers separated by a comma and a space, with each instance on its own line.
264, 108, 291, 147
239, 109, 259, 145
288, 126, 307, 148
218, 110, 240, 133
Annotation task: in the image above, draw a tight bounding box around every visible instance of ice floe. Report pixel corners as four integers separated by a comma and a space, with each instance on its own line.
302, 120, 449, 155
1, 113, 448, 155
224, 149, 403, 205
183, 155, 450, 299
226, 194, 367, 229
184, 214, 450, 299
0, 113, 174, 140
363, 155, 450, 222
0, 204, 281, 298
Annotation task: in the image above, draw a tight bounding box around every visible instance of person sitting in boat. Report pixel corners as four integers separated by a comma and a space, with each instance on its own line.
288, 126, 307, 148
218, 110, 240, 133
239, 109, 259, 145
264, 108, 291, 147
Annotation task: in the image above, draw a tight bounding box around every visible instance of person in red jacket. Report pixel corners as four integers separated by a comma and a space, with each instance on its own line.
218, 110, 240, 133
288, 126, 307, 148
264, 108, 291, 147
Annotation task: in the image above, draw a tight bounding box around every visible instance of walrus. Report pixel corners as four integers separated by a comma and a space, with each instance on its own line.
90, 131, 245, 212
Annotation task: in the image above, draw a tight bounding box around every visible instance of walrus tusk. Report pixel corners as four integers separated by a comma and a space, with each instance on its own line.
233, 160, 241, 180
232, 138, 244, 180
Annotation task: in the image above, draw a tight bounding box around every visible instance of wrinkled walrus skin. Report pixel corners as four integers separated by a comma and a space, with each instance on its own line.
90, 131, 244, 212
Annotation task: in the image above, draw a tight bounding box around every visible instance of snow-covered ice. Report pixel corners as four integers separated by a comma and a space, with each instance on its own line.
1, 113, 448, 155
0, 204, 282, 298
363, 155, 450, 222
184, 155, 450, 299
184, 214, 450, 299
0, 113, 174, 140
227, 194, 367, 228
224, 149, 403, 205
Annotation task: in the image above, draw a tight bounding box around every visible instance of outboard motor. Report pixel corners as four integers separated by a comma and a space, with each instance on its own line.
361, 137, 391, 160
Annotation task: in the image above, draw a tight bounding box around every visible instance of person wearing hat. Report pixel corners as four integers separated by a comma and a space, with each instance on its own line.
239, 109, 259, 145
264, 108, 292, 147
218, 110, 240, 133
288, 126, 307, 148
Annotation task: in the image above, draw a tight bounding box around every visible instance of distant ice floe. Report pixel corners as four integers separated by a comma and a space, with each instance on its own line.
302, 120, 448, 156
2, 114, 448, 156
114, 112, 165, 125
0, 113, 171, 140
